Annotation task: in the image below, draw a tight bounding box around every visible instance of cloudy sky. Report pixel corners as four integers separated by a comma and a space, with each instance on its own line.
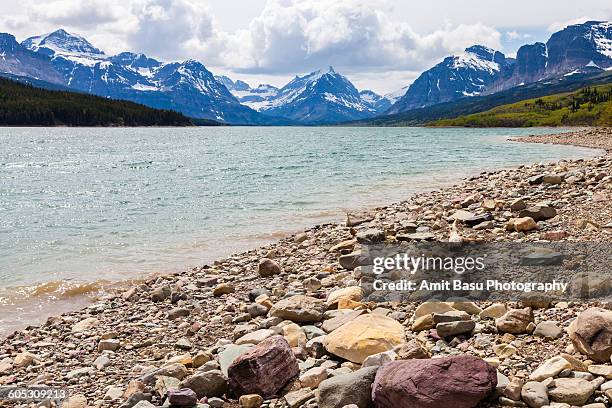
1, 0, 610, 94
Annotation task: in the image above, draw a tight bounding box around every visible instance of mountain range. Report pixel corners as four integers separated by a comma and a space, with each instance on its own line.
1, 21, 611, 125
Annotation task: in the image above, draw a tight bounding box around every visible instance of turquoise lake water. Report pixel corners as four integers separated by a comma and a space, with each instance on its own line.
0, 126, 601, 334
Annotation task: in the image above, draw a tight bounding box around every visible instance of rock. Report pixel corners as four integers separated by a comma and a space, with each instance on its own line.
533, 321, 563, 339
356, 228, 386, 244
63, 394, 88, 408
587, 364, 612, 379
213, 282, 235, 297
14, 351, 35, 368
131, 401, 155, 408
411, 314, 435, 332
414, 302, 456, 318
324, 314, 406, 363
247, 303, 269, 318
529, 356, 571, 381
496, 308, 534, 334
527, 175, 544, 185
317, 366, 379, 408
72, 317, 99, 332
435, 320, 475, 338
451, 210, 476, 222
450, 301, 482, 315
0, 357, 12, 375
510, 198, 527, 211
98, 339, 120, 352
167, 388, 198, 406
259, 259, 282, 277
269, 295, 325, 323
480, 303, 507, 319
547, 378, 597, 405
464, 213, 493, 227
104, 386, 124, 400
568, 307, 612, 362
178, 370, 228, 399
346, 213, 373, 227
503, 378, 523, 401
362, 350, 397, 367
339, 250, 368, 270
395, 339, 430, 360
285, 388, 314, 408
322, 309, 365, 333
300, 366, 328, 388
219, 344, 254, 376
236, 329, 276, 345
514, 217, 538, 232
303, 277, 322, 291
227, 335, 299, 398
283, 323, 307, 347
239, 394, 264, 408
543, 174, 563, 184
520, 381, 549, 408
519, 205, 557, 222
208, 397, 225, 408
168, 307, 190, 320
151, 285, 171, 302
371, 356, 497, 408
520, 248, 564, 266
326, 286, 363, 308
248, 288, 271, 302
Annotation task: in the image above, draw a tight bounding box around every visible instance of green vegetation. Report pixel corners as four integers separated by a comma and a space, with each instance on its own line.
0, 77, 193, 126
431, 84, 612, 127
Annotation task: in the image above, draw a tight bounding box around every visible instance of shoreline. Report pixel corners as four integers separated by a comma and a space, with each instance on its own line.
0, 129, 603, 338
1, 127, 611, 408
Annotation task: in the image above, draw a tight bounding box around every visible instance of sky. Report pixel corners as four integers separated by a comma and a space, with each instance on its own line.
1, 0, 611, 94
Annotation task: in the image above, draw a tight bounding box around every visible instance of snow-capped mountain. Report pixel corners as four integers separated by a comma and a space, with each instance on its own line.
546, 21, 612, 75
242, 67, 378, 124
389, 21, 612, 115
388, 45, 514, 114
0, 29, 269, 124
215, 75, 280, 110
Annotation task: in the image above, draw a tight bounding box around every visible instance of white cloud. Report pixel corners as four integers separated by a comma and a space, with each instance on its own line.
2, 0, 608, 93
196, 0, 502, 75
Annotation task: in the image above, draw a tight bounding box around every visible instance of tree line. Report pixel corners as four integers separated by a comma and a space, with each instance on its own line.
0, 78, 194, 126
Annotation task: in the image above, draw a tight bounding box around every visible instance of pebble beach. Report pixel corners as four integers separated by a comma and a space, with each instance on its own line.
1, 127, 611, 408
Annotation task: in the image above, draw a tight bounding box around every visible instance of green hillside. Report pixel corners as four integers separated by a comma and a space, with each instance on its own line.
430, 84, 612, 127
0, 77, 193, 126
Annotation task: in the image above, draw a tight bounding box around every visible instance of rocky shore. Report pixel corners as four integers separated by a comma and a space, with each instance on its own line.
1, 128, 611, 408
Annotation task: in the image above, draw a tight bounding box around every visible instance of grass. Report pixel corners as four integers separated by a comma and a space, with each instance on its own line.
430, 84, 612, 127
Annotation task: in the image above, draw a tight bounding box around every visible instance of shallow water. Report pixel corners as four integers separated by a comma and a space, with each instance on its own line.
0, 126, 601, 335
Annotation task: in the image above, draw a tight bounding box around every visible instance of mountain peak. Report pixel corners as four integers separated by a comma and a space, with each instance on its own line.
465, 45, 497, 60
22, 28, 104, 59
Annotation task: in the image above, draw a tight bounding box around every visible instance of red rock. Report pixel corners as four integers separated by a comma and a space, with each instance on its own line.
371, 356, 497, 408
228, 335, 299, 398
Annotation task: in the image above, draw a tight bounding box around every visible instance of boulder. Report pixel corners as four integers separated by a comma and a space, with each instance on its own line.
495, 308, 534, 334
179, 370, 227, 399
326, 286, 363, 308
435, 320, 475, 338
227, 336, 299, 398
324, 314, 406, 363
529, 356, 571, 381
371, 356, 497, 408
356, 229, 386, 244
258, 259, 282, 277
519, 205, 557, 222
520, 381, 548, 408
167, 388, 198, 407
317, 366, 379, 408
219, 344, 253, 376
269, 295, 325, 323
568, 307, 612, 362
548, 378, 598, 405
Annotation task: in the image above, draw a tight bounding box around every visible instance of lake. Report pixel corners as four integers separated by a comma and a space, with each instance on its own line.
0, 126, 601, 335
